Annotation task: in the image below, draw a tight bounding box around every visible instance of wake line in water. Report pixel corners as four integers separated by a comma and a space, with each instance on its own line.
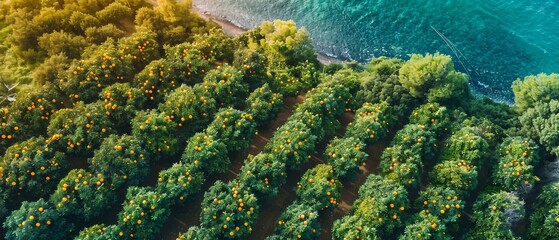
430, 25, 495, 90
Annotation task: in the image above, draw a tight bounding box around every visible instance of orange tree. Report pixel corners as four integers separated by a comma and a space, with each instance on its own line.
399, 211, 450, 240
236, 153, 287, 199
440, 126, 490, 167
3, 198, 70, 240
60, 39, 135, 103
529, 183, 559, 239
270, 201, 321, 239
324, 137, 368, 180
115, 187, 172, 239
193, 181, 260, 239
131, 110, 178, 158
264, 121, 317, 169
232, 49, 269, 91
88, 134, 149, 187
332, 175, 409, 239
408, 103, 452, 138
345, 103, 389, 144
117, 29, 161, 71
180, 132, 228, 175
415, 186, 465, 225
192, 29, 235, 63
46, 101, 117, 156
379, 124, 437, 188
199, 65, 249, 108
205, 108, 256, 152
133, 44, 212, 105
154, 162, 204, 203
245, 83, 283, 127
158, 85, 217, 140
466, 191, 524, 239
493, 137, 539, 194
295, 164, 341, 210
99, 83, 148, 131
0, 137, 68, 199
49, 169, 114, 221
429, 160, 478, 199
0, 83, 66, 152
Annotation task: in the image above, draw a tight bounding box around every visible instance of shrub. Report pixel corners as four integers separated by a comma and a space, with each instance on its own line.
206, 108, 256, 152
468, 191, 524, 240
324, 137, 368, 179
237, 153, 287, 198
272, 202, 321, 239
198, 181, 259, 239
295, 164, 341, 210
4, 199, 71, 240
1, 137, 68, 198
131, 110, 178, 158
181, 132, 229, 174
88, 134, 149, 187
245, 83, 283, 126
50, 169, 115, 221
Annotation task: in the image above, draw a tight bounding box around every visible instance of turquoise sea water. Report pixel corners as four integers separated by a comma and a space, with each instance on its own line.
193, 0, 559, 102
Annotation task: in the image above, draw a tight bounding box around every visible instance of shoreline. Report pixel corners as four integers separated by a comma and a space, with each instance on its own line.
191, 5, 341, 65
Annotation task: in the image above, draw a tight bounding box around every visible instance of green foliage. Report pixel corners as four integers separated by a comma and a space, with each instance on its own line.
117, 186, 171, 240
117, 29, 160, 71
4, 199, 71, 240
192, 29, 235, 63
512, 73, 559, 112
99, 83, 147, 130
441, 126, 490, 167
518, 99, 559, 155
324, 137, 368, 179
529, 183, 559, 240
232, 48, 269, 91
345, 103, 390, 144
237, 153, 287, 198
356, 57, 418, 122
245, 83, 283, 126
399, 212, 450, 240
258, 20, 317, 66
1, 136, 68, 197
88, 134, 149, 187
46, 101, 116, 156
158, 85, 217, 137
95, 2, 133, 25
380, 124, 437, 187
409, 103, 451, 136
84, 24, 125, 45
295, 164, 341, 210
416, 186, 465, 224
430, 160, 478, 198
76, 224, 119, 240
0, 83, 65, 152
493, 137, 539, 193
206, 108, 257, 152
131, 110, 178, 158
50, 169, 114, 221
60, 39, 134, 103
468, 191, 524, 240
181, 132, 229, 174
200, 65, 249, 107
399, 53, 470, 104
333, 175, 409, 238
265, 121, 317, 169
198, 181, 259, 239
37, 30, 87, 59
155, 162, 204, 204
32, 53, 69, 85
272, 201, 321, 239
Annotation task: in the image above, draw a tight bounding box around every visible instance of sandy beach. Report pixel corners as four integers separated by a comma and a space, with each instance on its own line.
191, 5, 341, 65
